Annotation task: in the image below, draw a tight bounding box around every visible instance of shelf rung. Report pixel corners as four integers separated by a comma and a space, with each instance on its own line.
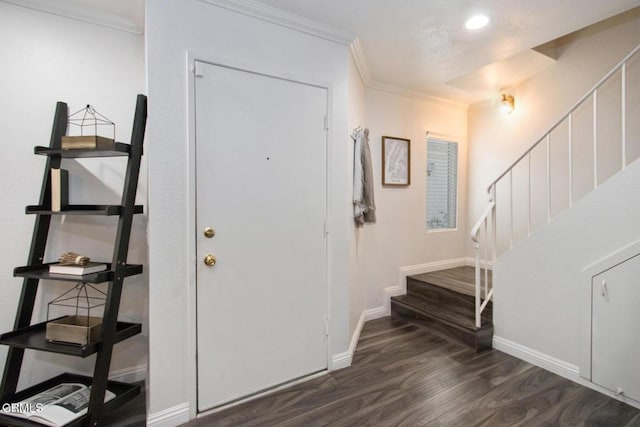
25, 205, 144, 216
0, 318, 142, 358
34, 143, 133, 158
13, 263, 143, 284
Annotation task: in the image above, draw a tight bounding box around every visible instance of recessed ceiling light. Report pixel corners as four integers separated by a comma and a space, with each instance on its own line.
465, 14, 489, 30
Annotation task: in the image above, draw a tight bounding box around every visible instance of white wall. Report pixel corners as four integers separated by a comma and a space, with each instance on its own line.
495, 158, 640, 366
146, 0, 352, 417
361, 89, 468, 310
468, 9, 640, 254
347, 54, 366, 336
0, 3, 146, 388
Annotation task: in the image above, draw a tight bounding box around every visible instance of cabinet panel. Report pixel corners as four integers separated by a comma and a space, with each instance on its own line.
592, 253, 640, 401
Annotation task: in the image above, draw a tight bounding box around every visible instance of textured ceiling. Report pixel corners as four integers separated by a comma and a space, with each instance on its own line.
255, 0, 640, 103
11, 0, 640, 104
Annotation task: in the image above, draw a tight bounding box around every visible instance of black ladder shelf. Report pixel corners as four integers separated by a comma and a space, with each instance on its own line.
0, 95, 147, 427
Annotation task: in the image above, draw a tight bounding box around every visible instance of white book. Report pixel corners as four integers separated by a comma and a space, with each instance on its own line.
49, 262, 107, 275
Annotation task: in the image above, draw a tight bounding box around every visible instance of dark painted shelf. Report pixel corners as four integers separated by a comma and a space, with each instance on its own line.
25, 204, 144, 216
0, 318, 141, 358
34, 143, 132, 158
13, 263, 143, 284
0, 373, 140, 427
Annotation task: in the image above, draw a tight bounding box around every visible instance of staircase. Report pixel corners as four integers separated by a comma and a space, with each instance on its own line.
391, 43, 640, 355
390, 266, 493, 352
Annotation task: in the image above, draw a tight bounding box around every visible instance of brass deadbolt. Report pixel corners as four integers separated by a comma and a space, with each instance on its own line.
204, 227, 216, 238
204, 254, 217, 267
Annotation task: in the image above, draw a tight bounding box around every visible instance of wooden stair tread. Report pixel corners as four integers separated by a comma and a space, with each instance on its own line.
406, 277, 492, 315
410, 266, 491, 298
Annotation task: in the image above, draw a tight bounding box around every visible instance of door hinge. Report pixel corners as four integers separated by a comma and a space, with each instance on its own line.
323, 219, 329, 236
324, 114, 329, 130
601, 280, 609, 301
325, 319, 329, 336
194, 62, 204, 78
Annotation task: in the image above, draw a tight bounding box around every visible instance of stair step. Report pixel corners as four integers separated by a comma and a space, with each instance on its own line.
391, 266, 493, 352
391, 295, 493, 352
406, 276, 493, 317
391, 294, 491, 331
408, 265, 491, 295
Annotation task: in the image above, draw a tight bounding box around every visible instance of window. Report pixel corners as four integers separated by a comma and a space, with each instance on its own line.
427, 139, 458, 230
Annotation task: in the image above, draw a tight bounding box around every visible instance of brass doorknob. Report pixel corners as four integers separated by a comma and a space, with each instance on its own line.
204, 254, 216, 267
204, 227, 215, 238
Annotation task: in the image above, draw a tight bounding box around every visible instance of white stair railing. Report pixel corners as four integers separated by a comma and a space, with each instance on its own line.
471, 191, 495, 328
471, 42, 640, 329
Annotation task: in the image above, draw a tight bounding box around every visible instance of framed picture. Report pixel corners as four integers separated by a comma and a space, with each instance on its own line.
382, 136, 411, 186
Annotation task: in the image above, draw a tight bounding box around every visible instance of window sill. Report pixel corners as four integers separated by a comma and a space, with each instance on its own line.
426, 227, 458, 234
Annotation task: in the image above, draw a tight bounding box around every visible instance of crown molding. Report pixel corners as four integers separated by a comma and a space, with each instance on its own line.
365, 79, 469, 111
1, 0, 142, 34
198, 0, 354, 46
349, 37, 372, 84
348, 37, 469, 111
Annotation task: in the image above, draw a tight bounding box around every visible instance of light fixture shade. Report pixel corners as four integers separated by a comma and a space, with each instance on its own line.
501, 94, 515, 114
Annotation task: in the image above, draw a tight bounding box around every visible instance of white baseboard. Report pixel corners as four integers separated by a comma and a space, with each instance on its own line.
330, 350, 351, 370
381, 286, 402, 316
363, 306, 387, 322
348, 311, 365, 358
493, 336, 579, 378
330, 305, 398, 370
109, 365, 146, 384
148, 402, 190, 427
493, 335, 640, 410
331, 310, 367, 370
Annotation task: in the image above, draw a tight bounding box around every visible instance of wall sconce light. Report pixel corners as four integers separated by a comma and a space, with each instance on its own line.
500, 94, 515, 114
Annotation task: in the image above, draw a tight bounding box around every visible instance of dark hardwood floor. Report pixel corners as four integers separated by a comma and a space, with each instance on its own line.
99, 380, 146, 427
181, 317, 640, 426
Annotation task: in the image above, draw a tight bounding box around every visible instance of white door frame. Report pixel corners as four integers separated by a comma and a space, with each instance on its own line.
185, 51, 334, 419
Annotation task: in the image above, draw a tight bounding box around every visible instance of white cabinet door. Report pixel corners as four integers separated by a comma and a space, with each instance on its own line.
592, 253, 640, 401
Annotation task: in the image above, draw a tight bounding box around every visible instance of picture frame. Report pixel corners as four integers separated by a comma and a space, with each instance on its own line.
382, 136, 411, 186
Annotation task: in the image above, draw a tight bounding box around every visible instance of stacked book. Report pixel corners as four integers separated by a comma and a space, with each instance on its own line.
49, 262, 107, 275
61, 135, 114, 150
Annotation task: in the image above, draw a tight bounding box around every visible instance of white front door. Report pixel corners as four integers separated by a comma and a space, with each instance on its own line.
194, 61, 329, 411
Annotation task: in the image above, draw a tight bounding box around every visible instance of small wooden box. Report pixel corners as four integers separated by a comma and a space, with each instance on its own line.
46, 316, 102, 346
61, 135, 114, 150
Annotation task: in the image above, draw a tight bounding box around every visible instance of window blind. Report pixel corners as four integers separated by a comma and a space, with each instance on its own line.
427, 139, 458, 230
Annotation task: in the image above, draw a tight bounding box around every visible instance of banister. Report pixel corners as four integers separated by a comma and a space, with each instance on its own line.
471, 201, 495, 245
471, 42, 640, 331
487, 42, 640, 193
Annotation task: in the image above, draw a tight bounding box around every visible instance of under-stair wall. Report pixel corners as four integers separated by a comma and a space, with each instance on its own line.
493, 156, 640, 399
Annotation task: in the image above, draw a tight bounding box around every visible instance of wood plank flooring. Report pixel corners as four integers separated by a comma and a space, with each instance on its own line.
184, 317, 640, 426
